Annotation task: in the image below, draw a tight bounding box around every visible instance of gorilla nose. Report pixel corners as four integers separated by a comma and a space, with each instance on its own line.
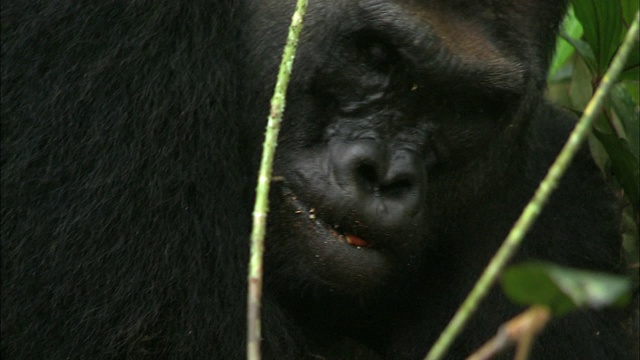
330, 140, 425, 229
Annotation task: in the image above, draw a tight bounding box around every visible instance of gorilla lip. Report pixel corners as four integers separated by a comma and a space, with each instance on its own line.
282, 188, 373, 249
345, 234, 371, 247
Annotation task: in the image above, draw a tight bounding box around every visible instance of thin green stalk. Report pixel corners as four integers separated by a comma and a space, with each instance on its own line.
425, 11, 640, 360
247, 1, 309, 360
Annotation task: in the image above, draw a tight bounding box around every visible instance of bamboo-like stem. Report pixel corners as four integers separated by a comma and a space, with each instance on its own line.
246, 1, 309, 360
425, 11, 640, 360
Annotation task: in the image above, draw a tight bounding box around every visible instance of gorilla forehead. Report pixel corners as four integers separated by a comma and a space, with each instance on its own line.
245, 0, 527, 98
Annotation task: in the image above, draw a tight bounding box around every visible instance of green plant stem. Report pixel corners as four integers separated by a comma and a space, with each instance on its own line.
424, 10, 640, 360
247, 1, 308, 360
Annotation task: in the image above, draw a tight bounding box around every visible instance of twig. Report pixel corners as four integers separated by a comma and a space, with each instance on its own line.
425, 11, 640, 360
466, 306, 551, 360
246, 1, 309, 360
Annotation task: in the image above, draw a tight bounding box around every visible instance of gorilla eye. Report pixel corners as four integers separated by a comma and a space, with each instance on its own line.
353, 33, 398, 71
366, 44, 389, 66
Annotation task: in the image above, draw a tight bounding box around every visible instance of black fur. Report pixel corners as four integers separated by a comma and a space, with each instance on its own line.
1, 1, 634, 359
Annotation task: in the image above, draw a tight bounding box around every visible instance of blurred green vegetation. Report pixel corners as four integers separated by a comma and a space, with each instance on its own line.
502, 261, 631, 316
546, 0, 639, 279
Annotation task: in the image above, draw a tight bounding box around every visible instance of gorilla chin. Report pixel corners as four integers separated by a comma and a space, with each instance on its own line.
265, 182, 425, 296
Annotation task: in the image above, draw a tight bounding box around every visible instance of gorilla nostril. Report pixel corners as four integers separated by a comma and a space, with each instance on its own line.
355, 162, 414, 197
333, 142, 421, 202
355, 163, 380, 193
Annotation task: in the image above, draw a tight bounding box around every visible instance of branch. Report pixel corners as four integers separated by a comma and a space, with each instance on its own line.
466, 306, 551, 360
246, 1, 309, 360
424, 10, 640, 360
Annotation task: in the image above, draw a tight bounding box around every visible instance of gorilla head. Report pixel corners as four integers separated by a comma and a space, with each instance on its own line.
251, 1, 557, 295
1, 0, 634, 359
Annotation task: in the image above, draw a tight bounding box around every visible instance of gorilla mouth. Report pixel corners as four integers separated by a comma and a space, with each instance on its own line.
345, 233, 371, 247
281, 187, 375, 249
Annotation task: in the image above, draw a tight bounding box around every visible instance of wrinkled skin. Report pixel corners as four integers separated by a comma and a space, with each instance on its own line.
1, 1, 635, 359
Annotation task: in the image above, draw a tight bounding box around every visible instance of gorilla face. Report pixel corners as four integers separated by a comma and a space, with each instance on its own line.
247, 0, 533, 296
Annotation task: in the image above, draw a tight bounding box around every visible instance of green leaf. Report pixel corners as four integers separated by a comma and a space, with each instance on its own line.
610, 83, 640, 159
560, 31, 597, 74
549, 8, 583, 80
571, 0, 624, 75
569, 56, 594, 111
621, 0, 639, 27
593, 130, 640, 211
620, 41, 639, 82
621, 63, 639, 82
588, 131, 611, 175
502, 262, 631, 316
622, 79, 639, 103
620, 0, 639, 81
622, 207, 640, 272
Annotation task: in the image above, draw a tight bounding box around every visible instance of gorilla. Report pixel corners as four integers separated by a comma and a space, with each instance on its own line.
1, 0, 635, 359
